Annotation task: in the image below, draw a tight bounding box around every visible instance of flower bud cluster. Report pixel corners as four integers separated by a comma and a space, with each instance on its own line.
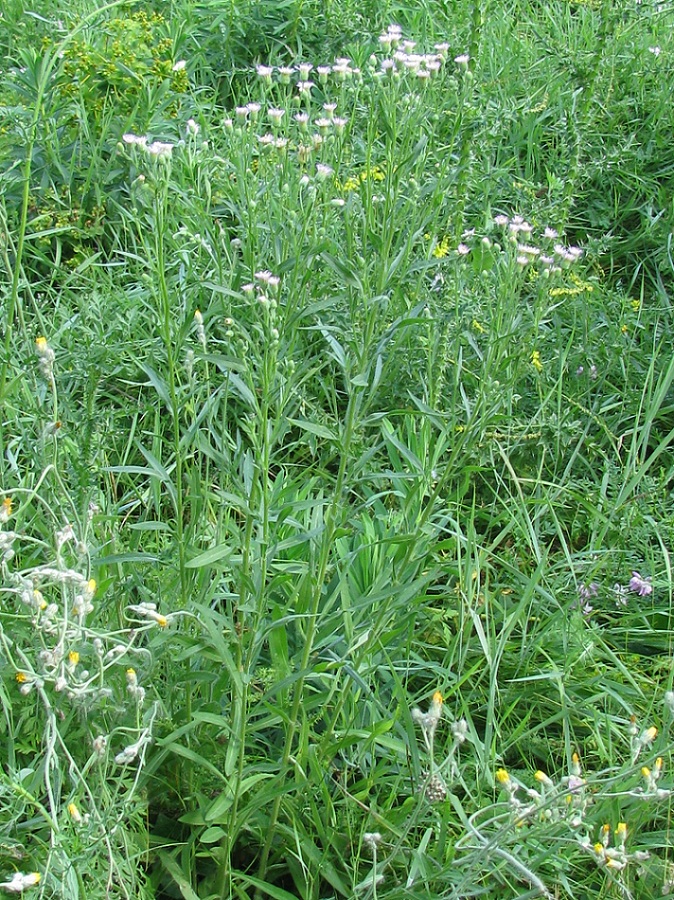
122, 132, 173, 160
496, 753, 591, 830
579, 821, 649, 872
449, 215, 583, 274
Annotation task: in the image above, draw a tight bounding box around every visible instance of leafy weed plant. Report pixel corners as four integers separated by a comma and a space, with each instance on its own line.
1, 0, 674, 898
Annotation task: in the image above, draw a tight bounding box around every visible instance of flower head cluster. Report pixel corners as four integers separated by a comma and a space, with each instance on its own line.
431, 217, 583, 274
575, 581, 598, 615
254, 56, 360, 87
580, 821, 649, 872
2, 511, 159, 715
227, 100, 348, 162
362, 832, 382, 853
496, 752, 591, 829
373, 24, 457, 81
641, 756, 667, 796
122, 133, 173, 160
571, 570, 654, 614
628, 571, 652, 596
489, 215, 582, 271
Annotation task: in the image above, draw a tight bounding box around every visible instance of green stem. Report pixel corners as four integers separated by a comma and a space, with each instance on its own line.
154, 179, 187, 607
256, 384, 362, 883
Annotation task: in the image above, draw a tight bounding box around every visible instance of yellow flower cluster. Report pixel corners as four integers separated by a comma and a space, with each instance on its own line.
340, 165, 386, 192
549, 274, 594, 297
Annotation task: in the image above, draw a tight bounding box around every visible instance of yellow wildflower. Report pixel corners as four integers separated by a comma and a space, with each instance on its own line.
1, 497, 12, 522
68, 802, 82, 824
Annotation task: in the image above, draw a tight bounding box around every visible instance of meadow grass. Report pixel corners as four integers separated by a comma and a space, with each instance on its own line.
1, 0, 674, 897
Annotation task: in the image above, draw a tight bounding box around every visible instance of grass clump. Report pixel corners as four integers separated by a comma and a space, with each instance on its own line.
1, 0, 674, 898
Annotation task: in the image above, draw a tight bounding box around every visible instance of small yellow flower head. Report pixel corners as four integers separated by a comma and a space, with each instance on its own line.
0, 497, 12, 522
615, 822, 627, 846
16, 672, 28, 684
641, 765, 651, 778
68, 651, 80, 666
600, 823, 610, 846
654, 757, 663, 776
534, 770, 553, 787
155, 614, 168, 628
571, 752, 581, 775
606, 858, 626, 870
642, 726, 658, 745
126, 668, 137, 680
593, 842, 604, 854
531, 350, 543, 372
85, 578, 97, 598
35, 336, 55, 380
33, 590, 47, 610
496, 768, 511, 786
68, 802, 82, 824
193, 309, 206, 347
425, 690, 443, 724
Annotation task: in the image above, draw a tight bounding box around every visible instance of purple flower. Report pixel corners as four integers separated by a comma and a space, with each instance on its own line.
578, 582, 599, 602
628, 571, 652, 597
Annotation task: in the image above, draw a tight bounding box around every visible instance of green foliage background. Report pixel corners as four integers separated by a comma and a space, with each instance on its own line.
0, 0, 673, 897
